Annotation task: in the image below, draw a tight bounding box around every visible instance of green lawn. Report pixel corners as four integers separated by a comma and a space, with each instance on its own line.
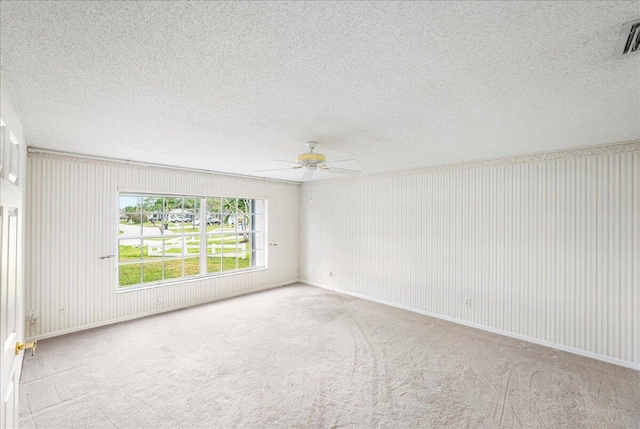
118, 231, 252, 287
118, 236, 247, 261
119, 256, 251, 286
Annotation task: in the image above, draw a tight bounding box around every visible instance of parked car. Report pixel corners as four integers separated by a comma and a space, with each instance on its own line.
194, 215, 221, 226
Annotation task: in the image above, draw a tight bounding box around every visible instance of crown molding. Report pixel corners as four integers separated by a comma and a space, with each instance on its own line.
306, 140, 640, 186
27, 148, 301, 186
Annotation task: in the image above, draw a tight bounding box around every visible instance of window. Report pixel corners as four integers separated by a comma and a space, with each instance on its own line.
118, 194, 266, 289
0, 119, 19, 183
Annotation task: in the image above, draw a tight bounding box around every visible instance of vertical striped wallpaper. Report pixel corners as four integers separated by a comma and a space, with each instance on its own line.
301, 144, 640, 369
26, 151, 300, 339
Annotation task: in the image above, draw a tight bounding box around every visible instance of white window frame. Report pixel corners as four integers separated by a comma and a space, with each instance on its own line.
117, 191, 267, 291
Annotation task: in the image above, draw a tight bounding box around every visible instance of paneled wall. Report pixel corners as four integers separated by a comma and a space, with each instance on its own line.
301, 142, 640, 370
26, 151, 300, 339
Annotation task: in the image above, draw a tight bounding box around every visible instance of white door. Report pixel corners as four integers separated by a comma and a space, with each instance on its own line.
1, 205, 21, 429
0, 73, 26, 429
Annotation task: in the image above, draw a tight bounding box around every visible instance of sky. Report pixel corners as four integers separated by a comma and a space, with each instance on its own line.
119, 196, 140, 210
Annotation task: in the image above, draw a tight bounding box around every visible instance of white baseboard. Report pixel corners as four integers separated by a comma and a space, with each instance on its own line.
301, 280, 640, 372
26, 280, 299, 342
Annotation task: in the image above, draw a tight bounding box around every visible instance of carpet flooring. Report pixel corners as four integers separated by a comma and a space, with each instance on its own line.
19, 284, 640, 428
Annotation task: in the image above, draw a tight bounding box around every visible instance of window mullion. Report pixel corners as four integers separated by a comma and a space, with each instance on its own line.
199, 197, 207, 275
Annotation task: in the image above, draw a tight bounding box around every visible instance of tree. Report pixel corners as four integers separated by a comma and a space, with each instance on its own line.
222, 198, 251, 242
129, 213, 148, 224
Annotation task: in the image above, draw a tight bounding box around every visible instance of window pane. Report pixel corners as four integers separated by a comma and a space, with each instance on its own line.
221, 234, 239, 272
184, 257, 200, 277
119, 263, 141, 286
165, 197, 184, 230
221, 234, 238, 254
206, 240, 222, 274
120, 196, 142, 235
222, 198, 237, 215
235, 214, 250, 233
184, 235, 200, 256
206, 217, 223, 233
206, 197, 221, 212
158, 212, 172, 234
143, 238, 163, 260
169, 216, 183, 233
236, 238, 248, 260
142, 261, 164, 283
119, 239, 141, 262
143, 222, 165, 237
237, 246, 250, 269
143, 196, 161, 229
207, 255, 222, 273
143, 196, 164, 236
163, 236, 182, 257
164, 259, 183, 280
237, 198, 251, 214
222, 254, 238, 271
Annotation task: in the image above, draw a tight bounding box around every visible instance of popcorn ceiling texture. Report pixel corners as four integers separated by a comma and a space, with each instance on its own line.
19, 285, 640, 428
1, 1, 639, 182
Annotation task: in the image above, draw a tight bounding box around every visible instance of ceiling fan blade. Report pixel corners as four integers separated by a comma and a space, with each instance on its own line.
302, 168, 315, 181
271, 159, 301, 166
324, 167, 361, 175
322, 158, 363, 165
255, 166, 301, 172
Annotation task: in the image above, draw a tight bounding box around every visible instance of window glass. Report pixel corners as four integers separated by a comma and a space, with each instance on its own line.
118, 194, 266, 288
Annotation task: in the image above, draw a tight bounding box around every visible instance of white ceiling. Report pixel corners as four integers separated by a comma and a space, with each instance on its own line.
1, 1, 639, 182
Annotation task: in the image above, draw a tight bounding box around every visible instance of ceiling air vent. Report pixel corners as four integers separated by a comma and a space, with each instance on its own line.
615, 19, 640, 57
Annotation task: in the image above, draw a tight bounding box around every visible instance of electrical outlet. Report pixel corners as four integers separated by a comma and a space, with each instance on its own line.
155, 297, 161, 305
465, 299, 471, 307
58, 305, 66, 315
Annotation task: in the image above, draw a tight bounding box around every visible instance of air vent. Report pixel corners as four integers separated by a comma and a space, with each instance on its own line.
615, 19, 640, 57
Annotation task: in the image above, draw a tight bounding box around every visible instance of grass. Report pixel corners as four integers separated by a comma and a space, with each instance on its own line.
119, 256, 251, 286
118, 233, 253, 287
118, 236, 248, 262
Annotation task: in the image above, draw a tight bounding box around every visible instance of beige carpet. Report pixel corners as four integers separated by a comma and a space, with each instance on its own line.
19, 284, 640, 428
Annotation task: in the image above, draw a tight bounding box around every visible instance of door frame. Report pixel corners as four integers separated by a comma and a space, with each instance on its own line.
0, 71, 27, 429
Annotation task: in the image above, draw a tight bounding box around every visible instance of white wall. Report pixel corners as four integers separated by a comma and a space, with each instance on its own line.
26, 151, 300, 339
301, 142, 640, 370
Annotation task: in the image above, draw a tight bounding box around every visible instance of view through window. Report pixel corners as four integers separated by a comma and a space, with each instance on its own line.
118, 194, 265, 288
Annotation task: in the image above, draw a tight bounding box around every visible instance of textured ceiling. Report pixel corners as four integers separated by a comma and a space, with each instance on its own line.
1, 1, 639, 182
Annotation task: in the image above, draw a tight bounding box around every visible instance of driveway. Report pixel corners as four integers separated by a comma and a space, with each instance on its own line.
118, 223, 174, 245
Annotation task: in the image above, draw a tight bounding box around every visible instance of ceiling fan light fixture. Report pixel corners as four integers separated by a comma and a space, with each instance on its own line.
297, 152, 326, 164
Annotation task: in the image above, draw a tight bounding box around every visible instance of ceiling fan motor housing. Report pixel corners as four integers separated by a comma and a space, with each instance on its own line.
297, 152, 326, 165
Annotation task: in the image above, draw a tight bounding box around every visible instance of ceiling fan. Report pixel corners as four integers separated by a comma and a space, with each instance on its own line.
256, 141, 362, 180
